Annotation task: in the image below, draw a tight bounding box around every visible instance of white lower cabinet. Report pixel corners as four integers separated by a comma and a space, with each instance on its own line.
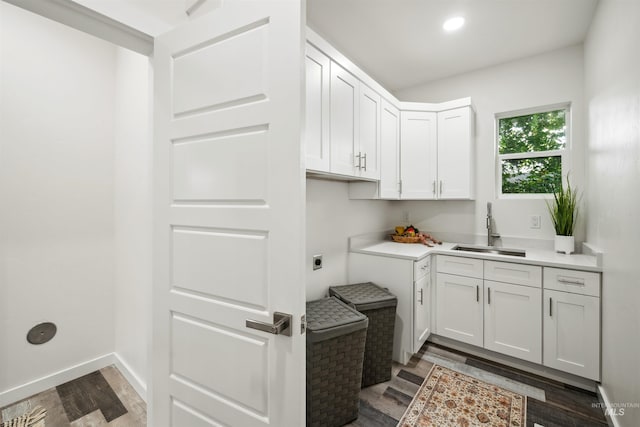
484, 280, 542, 363
436, 273, 483, 347
435, 256, 602, 380
413, 266, 432, 353
543, 289, 600, 380
349, 253, 432, 364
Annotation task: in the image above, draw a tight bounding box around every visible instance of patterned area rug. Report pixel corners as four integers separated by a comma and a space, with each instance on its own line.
0, 406, 46, 427
398, 365, 526, 427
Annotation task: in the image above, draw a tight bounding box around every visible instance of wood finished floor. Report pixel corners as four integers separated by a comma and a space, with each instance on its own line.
1, 344, 608, 427
345, 342, 608, 427
0, 366, 146, 427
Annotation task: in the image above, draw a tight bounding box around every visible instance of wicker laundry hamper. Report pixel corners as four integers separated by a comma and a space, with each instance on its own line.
329, 282, 397, 387
306, 297, 368, 427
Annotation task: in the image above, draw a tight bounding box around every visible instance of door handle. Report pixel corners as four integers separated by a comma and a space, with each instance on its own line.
246, 312, 292, 336
549, 298, 552, 317
487, 287, 491, 305
439, 180, 443, 195
418, 288, 424, 304
432, 180, 436, 196
355, 152, 362, 169
362, 153, 367, 171
476, 285, 479, 302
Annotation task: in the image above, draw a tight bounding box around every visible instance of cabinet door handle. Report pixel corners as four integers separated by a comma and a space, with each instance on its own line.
399, 180, 403, 194
439, 180, 443, 195
355, 152, 362, 169
432, 180, 436, 196
557, 277, 585, 286
549, 297, 553, 317
362, 153, 367, 171
476, 285, 479, 302
487, 287, 491, 305
418, 288, 424, 304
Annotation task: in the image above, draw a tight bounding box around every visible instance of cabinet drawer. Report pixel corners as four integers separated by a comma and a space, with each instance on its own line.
544, 268, 600, 297
484, 261, 542, 288
436, 255, 483, 279
414, 256, 431, 280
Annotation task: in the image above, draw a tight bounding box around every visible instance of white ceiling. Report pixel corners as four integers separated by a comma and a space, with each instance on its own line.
70, 0, 598, 91
307, 0, 599, 91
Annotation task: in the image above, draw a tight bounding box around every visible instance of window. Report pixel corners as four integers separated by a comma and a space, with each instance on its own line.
497, 106, 569, 197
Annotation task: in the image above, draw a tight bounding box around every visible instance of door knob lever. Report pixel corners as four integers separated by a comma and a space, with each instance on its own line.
246, 312, 292, 336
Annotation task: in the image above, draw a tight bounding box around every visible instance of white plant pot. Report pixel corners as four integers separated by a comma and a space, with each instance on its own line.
555, 235, 575, 254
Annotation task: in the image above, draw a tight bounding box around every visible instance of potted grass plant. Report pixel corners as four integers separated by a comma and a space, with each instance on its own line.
547, 177, 579, 254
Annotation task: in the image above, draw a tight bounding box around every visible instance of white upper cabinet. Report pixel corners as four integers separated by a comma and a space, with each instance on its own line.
379, 100, 400, 199
304, 44, 330, 172
437, 106, 475, 199
305, 31, 474, 194
396, 107, 475, 200
358, 84, 381, 180
400, 111, 438, 199
330, 61, 360, 176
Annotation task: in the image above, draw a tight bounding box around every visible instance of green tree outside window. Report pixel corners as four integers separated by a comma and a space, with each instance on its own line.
498, 109, 567, 194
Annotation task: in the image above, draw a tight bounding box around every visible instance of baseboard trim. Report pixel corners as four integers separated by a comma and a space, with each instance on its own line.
112, 353, 147, 402
0, 352, 147, 408
0, 353, 115, 407
598, 385, 622, 427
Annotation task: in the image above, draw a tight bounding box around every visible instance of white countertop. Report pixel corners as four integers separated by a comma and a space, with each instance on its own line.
350, 240, 602, 272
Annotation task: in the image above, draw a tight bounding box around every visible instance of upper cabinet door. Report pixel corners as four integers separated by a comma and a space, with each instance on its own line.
304, 44, 330, 172
330, 61, 359, 177
437, 107, 475, 199
379, 100, 400, 199
400, 111, 438, 199
358, 84, 381, 180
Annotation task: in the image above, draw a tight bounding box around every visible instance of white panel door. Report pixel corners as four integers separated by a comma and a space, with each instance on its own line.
437, 107, 474, 199
400, 111, 437, 199
436, 273, 483, 346
544, 290, 600, 380
484, 280, 542, 364
358, 84, 381, 180
304, 43, 330, 172
330, 61, 359, 176
413, 274, 431, 353
152, 3, 305, 426
379, 100, 400, 199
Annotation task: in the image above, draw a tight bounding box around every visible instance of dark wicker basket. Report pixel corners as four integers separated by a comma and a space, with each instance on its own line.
329, 282, 397, 387
306, 297, 368, 427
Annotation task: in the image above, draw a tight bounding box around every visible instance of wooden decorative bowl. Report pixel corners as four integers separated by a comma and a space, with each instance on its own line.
390, 234, 422, 243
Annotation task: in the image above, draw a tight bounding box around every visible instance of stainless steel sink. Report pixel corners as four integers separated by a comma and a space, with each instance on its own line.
452, 245, 526, 257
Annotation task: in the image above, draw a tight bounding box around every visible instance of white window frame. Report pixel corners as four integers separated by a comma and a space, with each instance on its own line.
495, 103, 571, 199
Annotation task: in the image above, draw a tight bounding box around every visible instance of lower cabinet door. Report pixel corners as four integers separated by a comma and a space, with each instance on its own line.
413, 275, 431, 352
543, 289, 600, 380
484, 280, 542, 363
436, 273, 483, 346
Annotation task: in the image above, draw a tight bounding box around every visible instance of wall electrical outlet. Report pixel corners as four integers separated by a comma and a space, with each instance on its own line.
530, 215, 541, 229
402, 211, 410, 222
312, 254, 323, 270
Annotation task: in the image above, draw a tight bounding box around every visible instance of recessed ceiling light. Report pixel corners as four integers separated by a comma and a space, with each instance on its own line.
443, 16, 465, 32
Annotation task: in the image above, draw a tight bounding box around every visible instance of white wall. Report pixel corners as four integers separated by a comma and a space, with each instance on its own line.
0, 3, 151, 402
584, 1, 640, 426
394, 45, 586, 247
306, 179, 396, 300
0, 2, 116, 392
113, 47, 151, 397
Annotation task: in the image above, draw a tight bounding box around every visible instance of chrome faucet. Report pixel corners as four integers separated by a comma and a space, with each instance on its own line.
487, 202, 500, 246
